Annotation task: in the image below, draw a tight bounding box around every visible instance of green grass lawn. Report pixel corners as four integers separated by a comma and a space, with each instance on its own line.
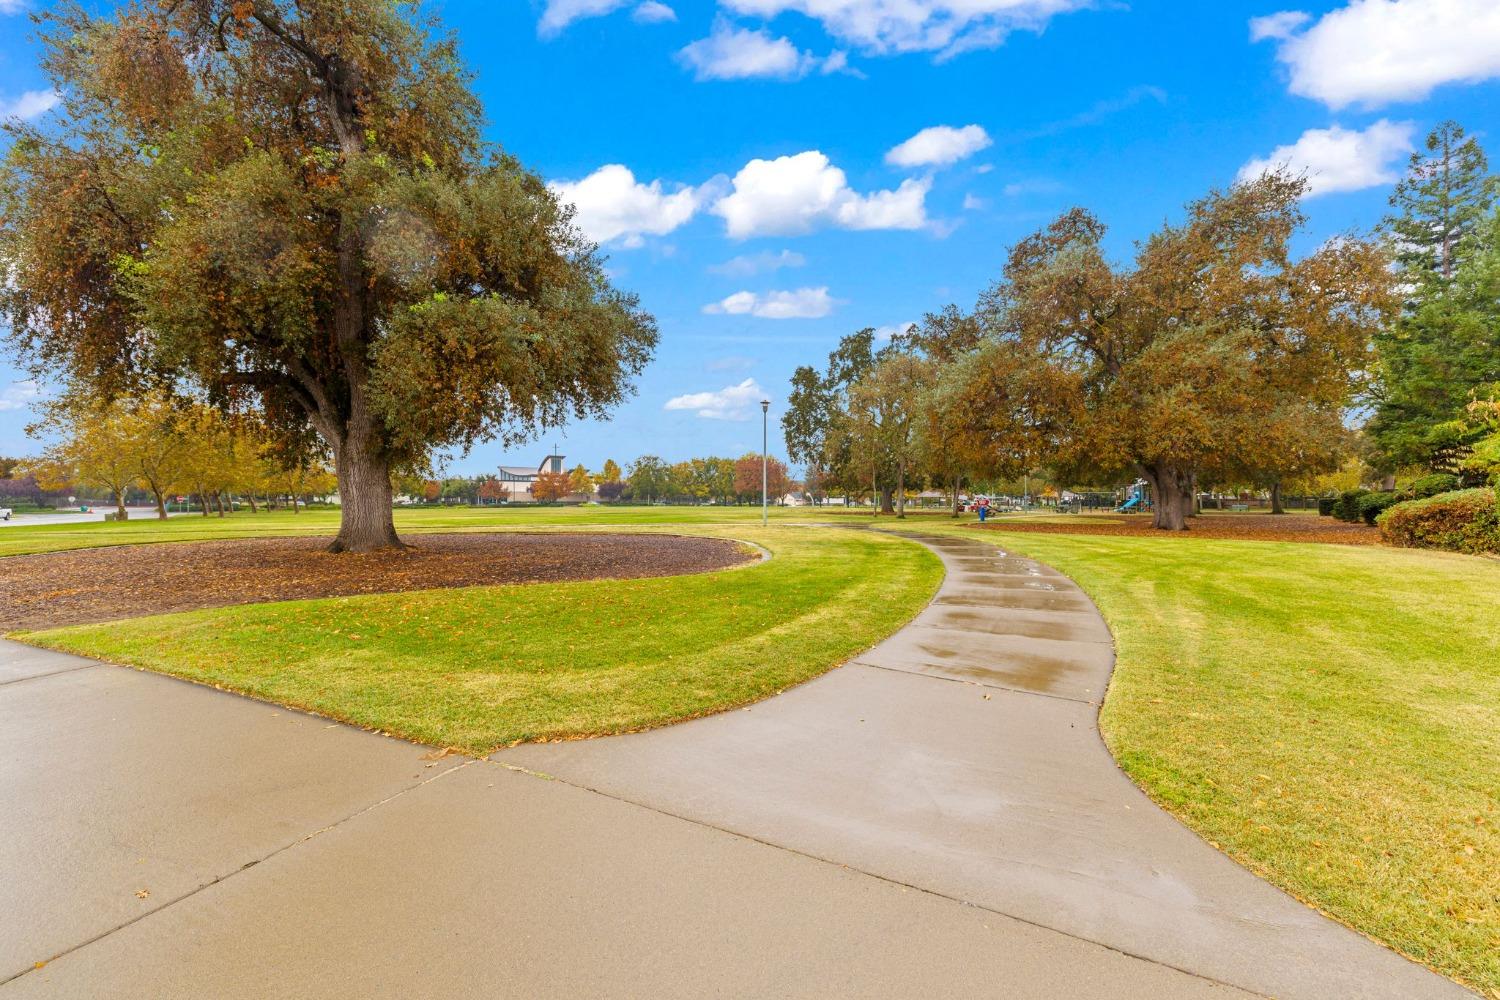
18, 525, 942, 753
0, 503, 957, 557
910, 524, 1499, 997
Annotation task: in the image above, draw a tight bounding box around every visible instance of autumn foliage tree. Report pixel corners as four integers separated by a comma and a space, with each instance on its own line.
733, 454, 790, 503
567, 463, 594, 496
0, 0, 655, 551
28, 404, 146, 520
979, 172, 1395, 529
532, 470, 571, 503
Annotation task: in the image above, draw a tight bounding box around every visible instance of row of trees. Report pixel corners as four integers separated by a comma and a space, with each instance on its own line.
394, 454, 799, 507
623, 454, 792, 505
787, 123, 1500, 529
25, 394, 335, 520
401, 460, 623, 504
786, 170, 1395, 530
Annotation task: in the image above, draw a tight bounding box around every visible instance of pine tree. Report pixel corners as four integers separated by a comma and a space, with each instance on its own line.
1371, 122, 1500, 468
1386, 121, 1493, 293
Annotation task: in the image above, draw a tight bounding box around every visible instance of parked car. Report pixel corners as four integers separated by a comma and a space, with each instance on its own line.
0, 508, 11, 521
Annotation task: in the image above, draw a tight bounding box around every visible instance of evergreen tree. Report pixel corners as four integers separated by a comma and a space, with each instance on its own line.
1371, 122, 1499, 468
1386, 121, 1493, 292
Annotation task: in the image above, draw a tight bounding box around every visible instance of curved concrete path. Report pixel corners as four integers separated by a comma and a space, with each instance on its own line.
0, 530, 1476, 997
501, 529, 1473, 999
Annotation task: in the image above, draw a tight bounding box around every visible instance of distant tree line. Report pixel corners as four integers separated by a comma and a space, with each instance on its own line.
401, 456, 799, 507
20, 392, 336, 519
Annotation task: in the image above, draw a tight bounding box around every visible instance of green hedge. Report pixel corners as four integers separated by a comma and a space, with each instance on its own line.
1407, 473, 1460, 499
1357, 491, 1406, 526
1378, 488, 1500, 554
1317, 497, 1336, 517
1332, 489, 1369, 523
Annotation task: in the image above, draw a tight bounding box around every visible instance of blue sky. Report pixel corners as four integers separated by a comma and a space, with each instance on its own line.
2, 0, 1499, 475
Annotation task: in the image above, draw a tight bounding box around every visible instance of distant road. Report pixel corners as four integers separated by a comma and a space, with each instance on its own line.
0, 507, 184, 528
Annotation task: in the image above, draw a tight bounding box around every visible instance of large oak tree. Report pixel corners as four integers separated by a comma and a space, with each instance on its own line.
980, 173, 1394, 530
0, 0, 656, 550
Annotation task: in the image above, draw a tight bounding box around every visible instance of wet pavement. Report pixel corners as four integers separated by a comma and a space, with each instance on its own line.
501, 530, 1474, 1000
0, 530, 1476, 998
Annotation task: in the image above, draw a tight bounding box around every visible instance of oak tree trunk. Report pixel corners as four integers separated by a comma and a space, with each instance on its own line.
199, 492, 211, 516
329, 440, 401, 553
896, 460, 907, 519
1143, 463, 1193, 531
1270, 480, 1285, 515
113, 489, 128, 521
880, 487, 895, 515
152, 489, 167, 520
246, 494, 258, 514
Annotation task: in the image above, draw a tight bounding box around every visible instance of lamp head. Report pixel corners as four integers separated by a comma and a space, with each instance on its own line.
761, 399, 770, 413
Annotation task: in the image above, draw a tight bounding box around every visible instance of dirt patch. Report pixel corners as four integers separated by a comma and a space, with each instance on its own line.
976, 513, 1381, 545
1, 532, 751, 631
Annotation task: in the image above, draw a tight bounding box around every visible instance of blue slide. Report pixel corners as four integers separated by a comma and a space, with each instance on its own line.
1115, 494, 1142, 513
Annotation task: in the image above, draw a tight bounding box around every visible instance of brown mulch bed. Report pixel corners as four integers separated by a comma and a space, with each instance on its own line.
1, 532, 751, 632
976, 513, 1382, 545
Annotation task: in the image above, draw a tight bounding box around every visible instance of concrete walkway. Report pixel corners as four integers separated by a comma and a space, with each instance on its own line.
0, 532, 1475, 998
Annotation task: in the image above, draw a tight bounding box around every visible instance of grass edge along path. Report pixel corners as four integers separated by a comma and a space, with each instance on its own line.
20, 525, 943, 756
909, 524, 1499, 998
0, 506, 925, 559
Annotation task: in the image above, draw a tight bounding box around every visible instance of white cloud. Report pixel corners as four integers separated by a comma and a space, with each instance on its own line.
818, 50, 865, 77
720, 0, 1093, 58
0, 90, 59, 121
712, 150, 929, 238
1249, 10, 1310, 41
0, 0, 28, 13
548, 164, 702, 247
0, 380, 41, 412
1237, 119, 1414, 197
632, 1, 677, 22
678, 22, 823, 81
1258, 0, 1500, 108
886, 124, 992, 168
1028, 84, 1167, 137
874, 321, 916, 341
703, 287, 836, 319
664, 378, 769, 420
961, 193, 987, 211
537, 0, 628, 36
709, 249, 807, 276
1002, 177, 1064, 197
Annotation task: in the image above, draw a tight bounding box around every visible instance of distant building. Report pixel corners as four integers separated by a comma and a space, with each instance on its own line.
494, 455, 567, 503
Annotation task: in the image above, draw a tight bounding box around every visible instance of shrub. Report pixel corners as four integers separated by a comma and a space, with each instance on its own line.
1407, 473, 1460, 499
1317, 497, 1336, 517
1356, 491, 1406, 526
1332, 489, 1368, 523
1378, 488, 1500, 554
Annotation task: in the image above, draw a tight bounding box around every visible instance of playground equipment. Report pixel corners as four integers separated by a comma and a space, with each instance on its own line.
1115, 479, 1152, 513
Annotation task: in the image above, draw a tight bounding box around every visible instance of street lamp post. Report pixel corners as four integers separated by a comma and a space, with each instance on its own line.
761, 399, 770, 526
